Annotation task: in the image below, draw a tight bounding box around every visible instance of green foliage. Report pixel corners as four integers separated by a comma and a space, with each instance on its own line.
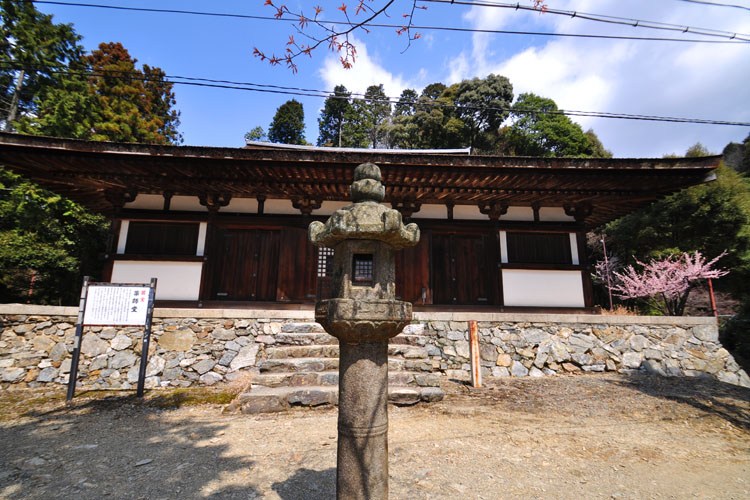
501, 93, 609, 157
605, 164, 750, 299
18, 42, 182, 144
454, 74, 513, 149
244, 126, 267, 142
722, 133, 750, 175
0, 168, 107, 304
317, 85, 351, 147
393, 88, 418, 117
268, 99, 306, 145
1, 0, 83, 128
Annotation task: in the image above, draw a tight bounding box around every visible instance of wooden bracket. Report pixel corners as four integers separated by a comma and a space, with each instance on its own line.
292, 197, 322, 216
391, 200, 422, 218
478, 201, 508, 221
564, 203, 593, 223
199, 193, 232, 214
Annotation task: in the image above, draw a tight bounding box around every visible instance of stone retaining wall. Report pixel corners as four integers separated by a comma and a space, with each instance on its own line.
1, 305, 748, 389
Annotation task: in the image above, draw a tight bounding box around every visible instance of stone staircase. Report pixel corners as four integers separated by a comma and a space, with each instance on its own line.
231, 322, 445, 414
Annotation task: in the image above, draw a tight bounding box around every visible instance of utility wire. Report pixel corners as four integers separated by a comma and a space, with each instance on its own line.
670, 0, 750, 11
2, 61, 748, 127
27, 1, 750, 43
422, 0, 750, 41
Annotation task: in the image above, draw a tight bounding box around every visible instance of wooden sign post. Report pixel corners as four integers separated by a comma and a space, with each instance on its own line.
66, 277, 157, 401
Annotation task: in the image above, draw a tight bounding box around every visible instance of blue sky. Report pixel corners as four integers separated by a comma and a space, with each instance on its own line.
33, 0, 750, 157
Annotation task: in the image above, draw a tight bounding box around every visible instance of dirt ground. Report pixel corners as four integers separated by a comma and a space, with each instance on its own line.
1, 373, 748, 500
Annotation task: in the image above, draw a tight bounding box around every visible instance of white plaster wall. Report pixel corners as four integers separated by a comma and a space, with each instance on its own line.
224, 197, 259, 213
539, 206, 575, 222
312, 201, 349, 216
500, 206, 534, 221
452, 205, 486, 220
124, 194, 163, 210
116, 221, 129, 254
264, 199, 297, 215
170, 196, 206, 212
111, 261, 203, 300
502, 269, 585, 307
569, 233, 579, 265
412, 204, 446, 219
196, 223, 207, 256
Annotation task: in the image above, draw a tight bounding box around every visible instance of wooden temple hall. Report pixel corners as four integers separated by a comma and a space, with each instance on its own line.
0, 132, 721, 311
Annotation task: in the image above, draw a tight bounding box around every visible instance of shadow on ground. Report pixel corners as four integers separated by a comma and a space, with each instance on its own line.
271, 467, 336, 500
606, 374, 750, 430
0, 391, 260, 499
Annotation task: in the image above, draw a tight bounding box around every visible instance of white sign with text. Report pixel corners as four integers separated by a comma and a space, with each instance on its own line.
83, 285, 151, 326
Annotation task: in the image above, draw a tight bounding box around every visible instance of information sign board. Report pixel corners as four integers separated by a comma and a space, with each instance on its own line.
83, 284, 151, 326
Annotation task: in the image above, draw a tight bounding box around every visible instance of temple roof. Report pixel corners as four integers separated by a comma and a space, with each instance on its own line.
0, 132, 720, 228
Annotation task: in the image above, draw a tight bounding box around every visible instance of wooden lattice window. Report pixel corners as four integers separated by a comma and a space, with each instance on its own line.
125, 222, 199, 256
352, 254, 374, 286
317, 247, 334, 278
506, 232, 572, 265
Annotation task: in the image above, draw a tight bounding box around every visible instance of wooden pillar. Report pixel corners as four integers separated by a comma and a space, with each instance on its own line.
198, 193, 231, 303
576, 230, 595, 308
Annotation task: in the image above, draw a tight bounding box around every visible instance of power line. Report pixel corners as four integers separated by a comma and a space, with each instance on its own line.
2, 61, 748, 127
27, 1, 750, 44
670, 0, 750, 11
421, 0, 750, 41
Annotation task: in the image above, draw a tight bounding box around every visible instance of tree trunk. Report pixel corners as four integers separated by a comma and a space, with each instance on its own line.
4, 69, 25, 132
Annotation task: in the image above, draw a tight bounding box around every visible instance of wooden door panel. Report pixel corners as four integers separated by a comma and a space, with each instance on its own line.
395, 231, 432, 304
431, 234, 453, 304
211, 228, 279, 301
276, 227, 317, 302
431, 232, 499, 305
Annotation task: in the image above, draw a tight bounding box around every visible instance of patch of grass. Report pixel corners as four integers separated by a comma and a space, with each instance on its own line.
148, 388, 237, 408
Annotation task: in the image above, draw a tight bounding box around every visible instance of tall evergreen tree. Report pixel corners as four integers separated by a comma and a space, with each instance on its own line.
1, 0, 83, 130
18, 42, 182, 144
268, 99, 306, 145
317, 85, 351, 147
454, 74, 513, 150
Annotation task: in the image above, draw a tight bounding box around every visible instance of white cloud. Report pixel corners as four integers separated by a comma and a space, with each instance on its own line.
449, 0, 750, 156
317, 37, 416, 99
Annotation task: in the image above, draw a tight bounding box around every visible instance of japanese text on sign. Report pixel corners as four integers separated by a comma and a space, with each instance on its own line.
83, 285, 151, 326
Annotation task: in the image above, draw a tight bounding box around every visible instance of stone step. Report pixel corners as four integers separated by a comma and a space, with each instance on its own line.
265, 345, 339, 359
264, 343, 434, 360
267, 331, 430, 348
257, 357, 415, 373
252, 370, 442, 388
231, 385, 445, 414
279, 322, 327, 334
271, 332, 337, 346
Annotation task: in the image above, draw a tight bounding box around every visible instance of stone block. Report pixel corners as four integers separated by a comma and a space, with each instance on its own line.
49, 342, 68, 362
455, 340, 470, 359
510, 360, 529, 377
110, 335, 132, 351
89, 354, 108, 371
230, 344, 259, 371
199, 372, 223, 385
628, 335, 649, 352
692, 325, 718, 342
2, 367, 26, 382
36, 367, 58, 382
80, 333, 108, 357
288, 389, 334, 406
389, 388, 421, 405
193, 359, 215, 375
32, 336, 55, 353
218, 351, 237, 367
211, 327, 236, 341
528, 366, 544, 377
158, 329, 196, 352
520, 328, 549, 345
560, 362, 580, 372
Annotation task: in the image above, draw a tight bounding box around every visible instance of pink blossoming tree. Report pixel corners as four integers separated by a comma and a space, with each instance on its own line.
594, 251, 728, 316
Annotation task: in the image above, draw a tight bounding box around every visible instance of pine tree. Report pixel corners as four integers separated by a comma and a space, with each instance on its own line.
317, 85, 351, 147
268, 99, 306, 145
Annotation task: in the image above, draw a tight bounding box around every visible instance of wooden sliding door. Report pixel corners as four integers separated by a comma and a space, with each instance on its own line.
211, 228, 280, 301
432, 232, 499, 305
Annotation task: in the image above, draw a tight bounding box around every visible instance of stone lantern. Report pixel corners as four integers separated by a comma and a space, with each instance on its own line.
309, 162, 419, 500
